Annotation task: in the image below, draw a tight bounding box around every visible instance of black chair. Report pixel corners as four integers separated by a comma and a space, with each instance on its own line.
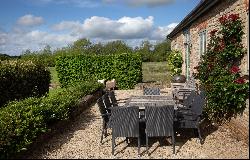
102, 93, 112, 113
175, 94, 205, 144
97, 97, 111, 144
177, 90, 196, 109
145, 104, 175, 154
108, 90, 119, 107
143, 87, 160, 95
109, 106, 140, 155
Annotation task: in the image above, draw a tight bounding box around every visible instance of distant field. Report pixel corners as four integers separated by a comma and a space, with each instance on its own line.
49, 67, 60, 89
142, 62, 172, 87
49, 62, 172, 88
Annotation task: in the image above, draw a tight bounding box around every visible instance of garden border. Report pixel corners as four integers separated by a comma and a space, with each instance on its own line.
14, 88, 103, 159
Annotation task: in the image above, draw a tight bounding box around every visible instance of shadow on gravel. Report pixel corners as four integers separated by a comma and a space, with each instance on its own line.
174, 119, 219, 153
112, 119, 219, 156
15, 103, 98, 159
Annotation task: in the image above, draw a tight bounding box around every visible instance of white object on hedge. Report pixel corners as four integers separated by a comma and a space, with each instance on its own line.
97, 79, 106, 85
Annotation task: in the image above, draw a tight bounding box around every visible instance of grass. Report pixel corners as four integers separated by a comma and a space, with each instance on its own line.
142, 62, 172, 87
49, 67, 60, 89
49, 62, 172, 88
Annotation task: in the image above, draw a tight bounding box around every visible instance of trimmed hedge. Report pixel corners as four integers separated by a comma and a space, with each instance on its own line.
0, 60, 51, 107
56, 53, 142, 89
0, 81, 103, 159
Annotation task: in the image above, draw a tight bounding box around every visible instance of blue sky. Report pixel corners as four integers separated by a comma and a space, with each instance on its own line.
0, 0, 200, 55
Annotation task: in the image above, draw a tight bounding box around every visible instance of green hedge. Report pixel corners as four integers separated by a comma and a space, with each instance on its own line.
56, 53, 142, 89
0, 81, 103, 159
0, 60, 51, 107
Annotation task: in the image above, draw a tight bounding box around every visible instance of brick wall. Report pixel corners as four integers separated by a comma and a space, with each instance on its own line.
171, 0, 249, 76
170, 0, 249, 143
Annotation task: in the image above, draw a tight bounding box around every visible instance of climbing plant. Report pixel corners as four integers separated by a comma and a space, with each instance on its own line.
194, 13, 249, 124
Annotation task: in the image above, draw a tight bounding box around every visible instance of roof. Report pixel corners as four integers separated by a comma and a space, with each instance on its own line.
167, 0, 221, 39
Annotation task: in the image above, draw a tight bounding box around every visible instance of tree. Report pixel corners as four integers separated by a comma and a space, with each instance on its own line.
69, 38, 92, 54
102, 40, 133, 54
136, 40, 153, 62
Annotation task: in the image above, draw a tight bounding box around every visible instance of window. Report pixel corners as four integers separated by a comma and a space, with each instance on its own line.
199, 30, 207, 57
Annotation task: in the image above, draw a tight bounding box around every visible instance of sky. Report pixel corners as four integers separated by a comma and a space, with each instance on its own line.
0, 0, 201, 56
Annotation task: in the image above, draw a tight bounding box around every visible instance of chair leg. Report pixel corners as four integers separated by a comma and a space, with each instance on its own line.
101, 121, 105, 144
138, 136, 140, 156
146, 134, 149, 155
125, 137, 129, 144
197, 126, 203, 144
172, 132, 175, 154
112, 134, 115, 155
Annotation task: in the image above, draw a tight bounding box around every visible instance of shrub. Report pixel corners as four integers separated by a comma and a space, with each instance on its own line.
0, 60, 51, 107
56, 53, 142, 89
0, 81, 103, 158
167, 50, 183, 75
194, 13, 249, 124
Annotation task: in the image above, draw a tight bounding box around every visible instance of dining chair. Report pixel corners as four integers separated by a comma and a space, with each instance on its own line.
143, 87, 160, 95
97, 97, 111, 144
108, 90, 119, 107
175, 94, 205, 144
102, 93, 112, 113
145, 104, 175, 154
109, 106, 140, 156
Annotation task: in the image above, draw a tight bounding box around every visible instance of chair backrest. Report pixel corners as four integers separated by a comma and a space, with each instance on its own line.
190, 95, 205, 116
199, 89, 206, 100
97, 98, 109, 122
103, 93, 112, 112
110, 106, 139, 137
143, 87, 160, 95
186, 76, 196, 88
108, 90, 118, 107
145, 105, 174, 137
183, 90, 196, 107
177, 88, 193, 100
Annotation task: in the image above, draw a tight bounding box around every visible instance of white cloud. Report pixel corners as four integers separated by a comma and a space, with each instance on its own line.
52, 16, 157, 39
0, 30, 77, 55
150, 22, 178, 39
17, 14, 45, 27
1, 16, 178, 55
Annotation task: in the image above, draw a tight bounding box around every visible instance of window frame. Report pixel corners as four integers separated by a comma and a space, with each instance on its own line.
198, 29, 207, 58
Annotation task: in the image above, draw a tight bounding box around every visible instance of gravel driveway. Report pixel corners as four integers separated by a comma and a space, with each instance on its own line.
21, 89, 249, 159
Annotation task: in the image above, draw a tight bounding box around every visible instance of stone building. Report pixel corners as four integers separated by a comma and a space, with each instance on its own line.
167, 0, 249, 144
167, 0, 249, 80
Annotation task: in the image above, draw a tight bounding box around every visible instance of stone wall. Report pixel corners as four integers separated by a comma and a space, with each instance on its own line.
170, 0, 249, 144
171, 0, 249, 76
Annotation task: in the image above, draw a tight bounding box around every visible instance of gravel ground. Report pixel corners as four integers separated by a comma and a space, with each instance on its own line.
21, 89, 249, 159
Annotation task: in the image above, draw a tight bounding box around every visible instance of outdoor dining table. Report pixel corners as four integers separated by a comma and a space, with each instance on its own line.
126, 95, 176, 110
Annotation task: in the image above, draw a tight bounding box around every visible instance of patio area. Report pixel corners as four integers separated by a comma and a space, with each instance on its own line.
19, 89, 249, 159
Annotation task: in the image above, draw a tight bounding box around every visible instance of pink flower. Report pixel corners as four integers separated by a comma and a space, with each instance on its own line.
230, 65, 240, 74
234, 77, 245, 84
219, 15, 227, 24
210, 29, 218, 36
228, 14, 239, 21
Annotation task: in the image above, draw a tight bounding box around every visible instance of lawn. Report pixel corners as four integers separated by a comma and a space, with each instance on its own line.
49, 67, 60, 89
142, 62, 172, 87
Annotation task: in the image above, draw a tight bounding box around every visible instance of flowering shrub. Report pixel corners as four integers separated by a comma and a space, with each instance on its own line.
194, 14, 249, 124
167, 50, 183, 75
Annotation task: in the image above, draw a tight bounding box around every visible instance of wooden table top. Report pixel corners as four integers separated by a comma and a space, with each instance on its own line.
127, 95, 176, 110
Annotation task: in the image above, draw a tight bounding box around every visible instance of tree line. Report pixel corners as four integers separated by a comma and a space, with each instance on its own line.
0, 38, 172, 67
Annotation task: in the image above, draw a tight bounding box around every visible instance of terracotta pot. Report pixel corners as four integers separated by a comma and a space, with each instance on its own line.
172, 75, 186, 83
